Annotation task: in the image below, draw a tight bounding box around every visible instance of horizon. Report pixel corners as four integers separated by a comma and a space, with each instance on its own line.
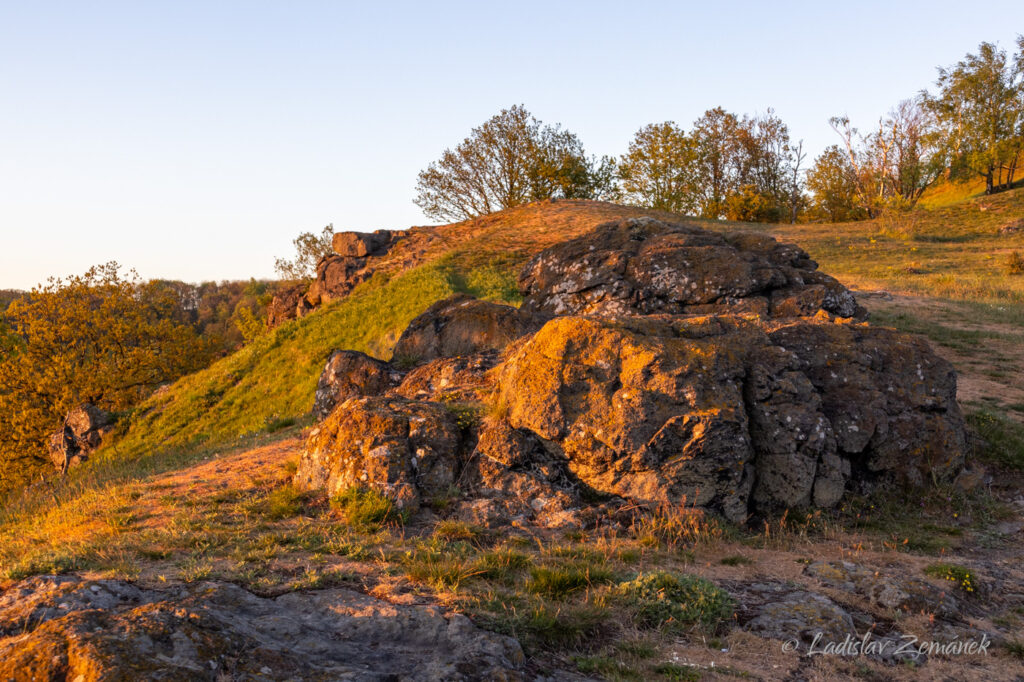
2, 1, 1023, 289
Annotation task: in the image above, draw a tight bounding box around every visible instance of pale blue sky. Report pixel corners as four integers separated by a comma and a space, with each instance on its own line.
2, 1, 1022, 289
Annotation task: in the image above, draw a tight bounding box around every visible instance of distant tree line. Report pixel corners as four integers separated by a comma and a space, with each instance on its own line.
415, 37, 1024, 224
0, 270, 276, 491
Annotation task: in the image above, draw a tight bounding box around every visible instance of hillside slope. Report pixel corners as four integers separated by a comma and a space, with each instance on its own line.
99, 202, 744, 464
3, 197, 1024, 681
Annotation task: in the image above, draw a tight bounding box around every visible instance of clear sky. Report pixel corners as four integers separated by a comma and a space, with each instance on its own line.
2, 1, 1022, 289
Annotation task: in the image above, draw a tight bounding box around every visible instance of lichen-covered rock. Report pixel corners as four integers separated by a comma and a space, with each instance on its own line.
744, 590, 856, 643
458, 418, 592, 528
494, 312, 966, 521
0, 575, 525, 681
768, 320, 967, 487
391, 352, 500, 403
804, 561, 960, 619
332, 229, 396, 257
495, 315, 759, 522
47, 403, 114, 474
391, 294, 542, 365
519, 217, 860, 319
294, 397, 462, 510
292, 219, 966, 525
313, 350, 403, 420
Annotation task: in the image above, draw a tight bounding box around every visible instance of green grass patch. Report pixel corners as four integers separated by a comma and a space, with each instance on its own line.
330, 487, 408, 529
259, 484, 308, 521
968, 410, 1024, 471
924, 562, 978, 594
615, 571, 735, 633
526, 563, 616, 599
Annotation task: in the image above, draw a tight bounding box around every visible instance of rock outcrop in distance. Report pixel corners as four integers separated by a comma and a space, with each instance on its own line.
267, 227, 439, 328
295, 218, 968, 526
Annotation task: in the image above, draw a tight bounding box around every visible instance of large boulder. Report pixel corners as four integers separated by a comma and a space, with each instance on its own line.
519, 217, 860, 319
313, 350, 403, 420
495, 315, 759, 522
294, 219, 966, 525
294, 397, 462, 511
495, 313, 966, 521
47, 404, 114, 474
391, 294, 542, 365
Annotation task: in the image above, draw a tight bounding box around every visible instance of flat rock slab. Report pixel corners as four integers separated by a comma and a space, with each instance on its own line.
0, 575, 524, 681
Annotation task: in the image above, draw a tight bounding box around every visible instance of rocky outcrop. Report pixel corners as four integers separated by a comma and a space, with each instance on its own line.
267, 228, 420, 328
519, 218, 860, 319
0, 575, 524, 681
47, 404, 114, 474
332, 229, 398, 257
495, 313, 964, 521
458, 419, 595, 528
313, 350, 403, 420
298, 217, 967, 526
391, 294, 542, 365
295, 397, 462, 511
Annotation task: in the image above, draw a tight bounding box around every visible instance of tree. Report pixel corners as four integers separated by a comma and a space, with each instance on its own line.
274, 224, 335, 281
617, 122, 696, 212
924, 37, 1024, 194
0, 263, 214, 490
690, 107, 744, 218
619, 109, 804, 222
805, 145, 867, 222
829, 100, 943, 216
414, 105, 614, 222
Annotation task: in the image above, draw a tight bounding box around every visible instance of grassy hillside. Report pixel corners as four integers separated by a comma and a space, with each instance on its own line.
3, 195, 1023, 681
51, 190, 1024, 483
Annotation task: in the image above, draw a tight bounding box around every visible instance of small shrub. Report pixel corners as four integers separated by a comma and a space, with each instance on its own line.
526, 563, 615, 600
720, 554, 754, 566
616, 571, 734, 633
474, 547, 531, 581
330, 487, 407, 529
433, 520, 479, 541
1006, 251, 1024, 275
924, 562, 977, 594
262, 484, 307, 520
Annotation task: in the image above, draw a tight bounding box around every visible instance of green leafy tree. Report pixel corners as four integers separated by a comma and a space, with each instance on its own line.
274, 224, 335, 281
0, 263, 214, 490
924, 37, 1024, 194
620, 110, 803, 222
414, 105, 615, 222
805, 145, 867, 222
617, 122, 696, 212
690, 107, 744, 219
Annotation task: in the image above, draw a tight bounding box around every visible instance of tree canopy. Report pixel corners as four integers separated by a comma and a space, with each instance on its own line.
274, 224, 335, 281
414, 105, 616, 222
925, 37, 1024, 195
0, 263, 215, 490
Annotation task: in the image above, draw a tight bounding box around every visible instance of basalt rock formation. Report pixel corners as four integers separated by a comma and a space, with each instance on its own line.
0, 575, 524, 681
268, 227, 439, 328
295, 217, 968, 526
47, 404, 115, 474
